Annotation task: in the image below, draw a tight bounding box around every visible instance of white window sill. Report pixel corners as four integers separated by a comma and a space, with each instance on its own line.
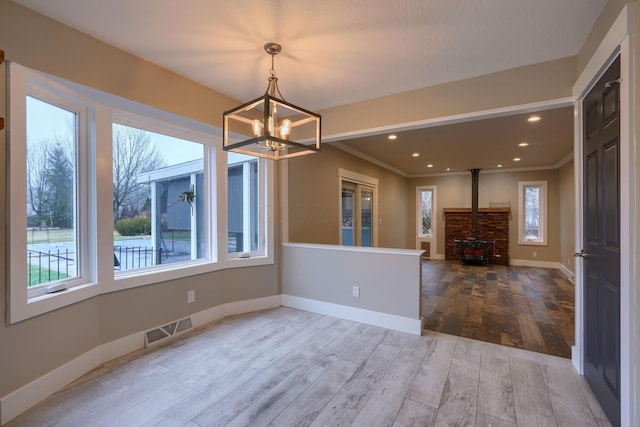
113, 255, 273, 291
518, 240, 548, 246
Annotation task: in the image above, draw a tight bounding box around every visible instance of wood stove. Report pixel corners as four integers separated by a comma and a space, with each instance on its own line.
454, 239, 495, 265
444, 169, 510, 265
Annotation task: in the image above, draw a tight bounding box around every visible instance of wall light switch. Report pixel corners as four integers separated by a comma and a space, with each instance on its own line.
352, 286, 360, 298
187, 290, 195, 304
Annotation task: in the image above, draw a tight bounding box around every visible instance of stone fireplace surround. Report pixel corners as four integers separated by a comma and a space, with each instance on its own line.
444, 208, 510, 265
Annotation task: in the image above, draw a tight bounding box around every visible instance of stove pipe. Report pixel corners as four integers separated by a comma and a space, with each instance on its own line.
470, 169, 480, 239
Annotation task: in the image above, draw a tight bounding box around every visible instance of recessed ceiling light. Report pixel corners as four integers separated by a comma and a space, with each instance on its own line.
446, 168, 451, 171
412, 152, 420, 157
518, 142, 529, 147
427, 164, 433, 168
513, 157, 521, 162
527, 115, 541, 122
388, 134, 397, 140
497, 164, 503, 168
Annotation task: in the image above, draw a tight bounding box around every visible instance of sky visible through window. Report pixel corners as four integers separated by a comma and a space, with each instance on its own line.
27, 96, 203, 167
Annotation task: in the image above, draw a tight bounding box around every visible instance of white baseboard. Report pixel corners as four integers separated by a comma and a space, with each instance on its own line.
509, 259, 561, 269
281, 294, 422, 336
571, 345, 582, 374
190, 294, 281, 327
0, 295, 280, 426
558, 263, 575, 283
0, 346, 102, 426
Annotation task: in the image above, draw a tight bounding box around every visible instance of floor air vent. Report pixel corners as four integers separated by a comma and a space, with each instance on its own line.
144, 317, 193, 348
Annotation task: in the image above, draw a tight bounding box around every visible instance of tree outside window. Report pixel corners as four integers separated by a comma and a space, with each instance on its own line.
25, 96, 78, 287
518, 181, 547, 245
524, 186, 540, 240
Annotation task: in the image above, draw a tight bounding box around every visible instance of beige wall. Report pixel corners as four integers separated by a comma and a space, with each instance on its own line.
319, 57, 577, 138
282, 244, 421, 322
558, 161, 576, 273
288, 145, 409, 249
407, 168, 570, 263
0, 0, 239, 126
577, 0, 629, 75
0, 0, 278, 399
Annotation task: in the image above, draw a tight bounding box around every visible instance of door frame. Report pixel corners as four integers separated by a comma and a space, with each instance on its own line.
572, 4, 637, 425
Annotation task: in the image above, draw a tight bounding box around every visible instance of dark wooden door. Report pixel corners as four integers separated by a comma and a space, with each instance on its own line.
582, 55, 621, 427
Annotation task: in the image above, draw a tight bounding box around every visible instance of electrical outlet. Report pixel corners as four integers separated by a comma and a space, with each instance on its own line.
532, 251, 537, 258
187, 290, 195, 304
352, 286, 360, 298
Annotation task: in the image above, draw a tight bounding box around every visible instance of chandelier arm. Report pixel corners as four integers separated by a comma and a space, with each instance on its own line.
274, 81, 287, 102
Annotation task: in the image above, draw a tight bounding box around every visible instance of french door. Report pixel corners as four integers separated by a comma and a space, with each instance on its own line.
341, 181, 375, 247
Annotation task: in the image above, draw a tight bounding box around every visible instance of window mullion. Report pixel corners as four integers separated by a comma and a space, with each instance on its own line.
242, 161, 251, 252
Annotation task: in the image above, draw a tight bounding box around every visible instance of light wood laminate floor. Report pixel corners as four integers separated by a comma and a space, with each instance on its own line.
7, 307, 609, 427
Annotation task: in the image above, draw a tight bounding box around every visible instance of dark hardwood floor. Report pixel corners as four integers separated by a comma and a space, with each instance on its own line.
421, 260, 575, 358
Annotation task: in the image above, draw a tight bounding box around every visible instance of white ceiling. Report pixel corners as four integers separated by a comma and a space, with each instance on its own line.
14, 0, 607, 174
339, 106, 575, 176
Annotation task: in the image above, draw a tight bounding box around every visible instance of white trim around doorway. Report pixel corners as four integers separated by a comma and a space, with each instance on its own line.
572, 4, 637, 425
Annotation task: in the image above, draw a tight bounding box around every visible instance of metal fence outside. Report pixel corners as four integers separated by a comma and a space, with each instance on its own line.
27, 249, 74, 287
113, 246, 166, 271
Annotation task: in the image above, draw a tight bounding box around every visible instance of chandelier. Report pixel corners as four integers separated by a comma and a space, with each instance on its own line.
223, 43, 321, 160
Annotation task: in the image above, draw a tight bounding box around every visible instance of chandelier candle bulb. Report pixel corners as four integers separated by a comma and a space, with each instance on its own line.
252, 119, 261, 137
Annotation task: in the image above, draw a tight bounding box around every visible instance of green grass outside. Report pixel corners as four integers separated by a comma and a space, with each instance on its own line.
161, 230, 191, 242
27, 228, 75, 244
114, 232, 151, 241
28, 265, 69, 287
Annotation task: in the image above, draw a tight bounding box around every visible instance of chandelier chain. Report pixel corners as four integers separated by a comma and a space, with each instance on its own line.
270, 53, 276, 77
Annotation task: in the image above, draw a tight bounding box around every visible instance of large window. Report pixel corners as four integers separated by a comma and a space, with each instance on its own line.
7, 63, 273, 323
518, 181, 548, 245
113, 123, 205, 273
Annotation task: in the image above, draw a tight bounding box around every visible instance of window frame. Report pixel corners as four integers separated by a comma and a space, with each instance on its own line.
416, 186, 435, 238
8, 63, 99, 322
518, 180, 548, 246
226, 152, 265, 259
111, 113, 213, 278
24, 93, 87, 298
6, 63, 274, 324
